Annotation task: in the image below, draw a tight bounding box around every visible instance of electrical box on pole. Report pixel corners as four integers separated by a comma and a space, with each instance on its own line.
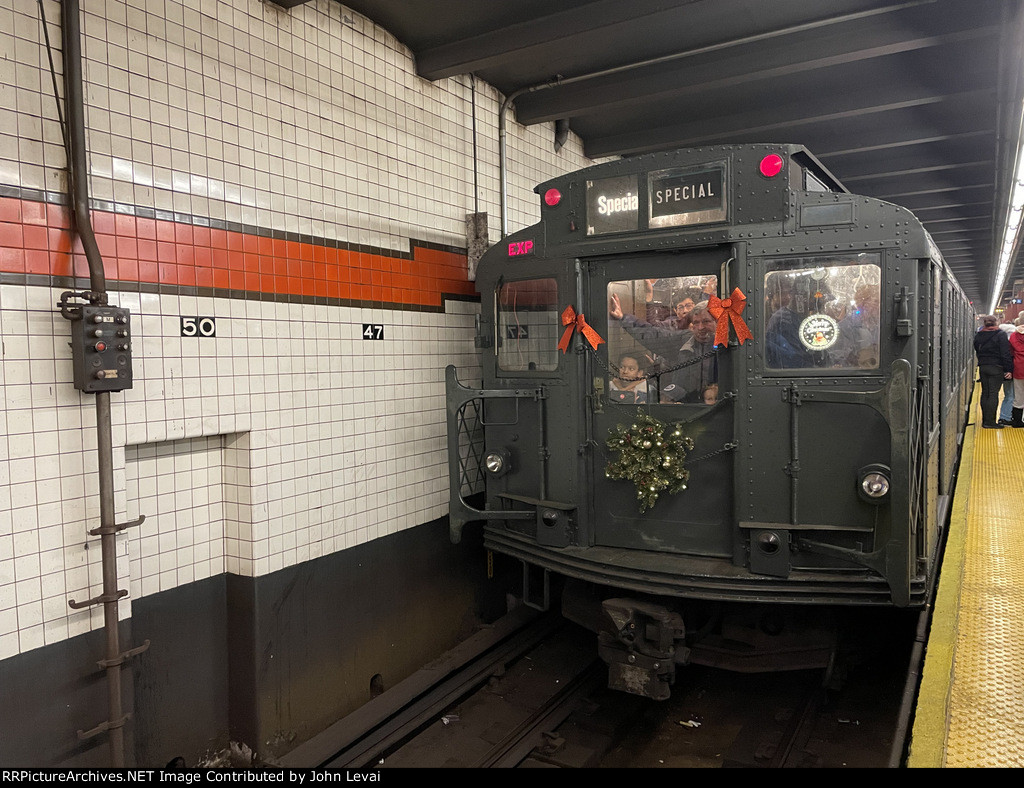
70, 304, 134, 392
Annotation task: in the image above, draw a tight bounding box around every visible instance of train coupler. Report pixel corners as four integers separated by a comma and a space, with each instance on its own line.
597, 599, 689, 701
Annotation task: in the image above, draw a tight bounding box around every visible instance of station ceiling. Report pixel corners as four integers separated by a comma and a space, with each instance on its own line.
309, 0, 1024, 309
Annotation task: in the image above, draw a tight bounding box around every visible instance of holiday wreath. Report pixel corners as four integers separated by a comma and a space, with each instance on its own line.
605, 412, 694, 512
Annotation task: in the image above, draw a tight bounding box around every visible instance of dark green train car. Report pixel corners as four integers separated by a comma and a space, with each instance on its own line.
446, 145, 974, 699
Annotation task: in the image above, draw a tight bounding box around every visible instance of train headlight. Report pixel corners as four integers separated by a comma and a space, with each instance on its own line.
857, 464, 891, 503
862, 474, 889, 497
485, 449, 511, 477
757, 531, 782, 554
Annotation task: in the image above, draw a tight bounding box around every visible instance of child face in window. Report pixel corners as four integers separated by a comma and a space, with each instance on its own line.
616, 356, 641, 386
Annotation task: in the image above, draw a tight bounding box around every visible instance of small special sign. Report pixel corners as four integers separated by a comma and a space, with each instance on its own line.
798, 314, 839, 350
648, 165, 726, 228
586, 174, 640, 236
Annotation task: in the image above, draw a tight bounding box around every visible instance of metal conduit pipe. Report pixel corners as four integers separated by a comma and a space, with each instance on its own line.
60, 0, 130, 767
59, 0, 105, 301
498, 79, 571, 238
498, 87, 531, 239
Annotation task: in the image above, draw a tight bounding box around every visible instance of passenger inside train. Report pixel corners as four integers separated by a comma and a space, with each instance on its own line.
643, 279, 699, 330
608, 354, 649, 404
763, 258, 882, 371
608, 284, 719, 403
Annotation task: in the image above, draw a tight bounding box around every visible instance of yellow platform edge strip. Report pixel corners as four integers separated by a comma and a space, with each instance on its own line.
905, 391, 976, 768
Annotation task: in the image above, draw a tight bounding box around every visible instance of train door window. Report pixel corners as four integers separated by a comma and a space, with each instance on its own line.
763, 255, 882, 371
607, 274, 719, 404
497, 278, 560, 373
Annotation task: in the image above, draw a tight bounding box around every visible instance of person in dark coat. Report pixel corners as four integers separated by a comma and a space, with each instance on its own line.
974, 314, 1013, 429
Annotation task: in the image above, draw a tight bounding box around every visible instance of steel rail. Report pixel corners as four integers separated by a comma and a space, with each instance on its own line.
475, 661, 605, 768
280, 607, 564, 768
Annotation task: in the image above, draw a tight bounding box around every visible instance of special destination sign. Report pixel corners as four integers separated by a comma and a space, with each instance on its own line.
648, 166, 726, 228
586, 175, 640, 236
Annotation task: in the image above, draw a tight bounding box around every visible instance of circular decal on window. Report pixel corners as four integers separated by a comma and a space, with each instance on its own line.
798, 314, 839, 350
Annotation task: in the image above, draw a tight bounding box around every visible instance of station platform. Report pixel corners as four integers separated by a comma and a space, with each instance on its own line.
908, 389, 1024, 767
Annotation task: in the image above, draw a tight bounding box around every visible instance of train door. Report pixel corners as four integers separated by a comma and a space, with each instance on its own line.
446, 265, 583, 546
584, 248, 736, 558
738, 253, 902, 585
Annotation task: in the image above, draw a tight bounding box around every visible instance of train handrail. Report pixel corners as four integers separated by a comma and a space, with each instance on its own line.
445, 365, 545, 543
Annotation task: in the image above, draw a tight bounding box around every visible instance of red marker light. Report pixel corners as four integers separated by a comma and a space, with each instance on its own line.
759, 154, 784, 177
544, 188, 561, 206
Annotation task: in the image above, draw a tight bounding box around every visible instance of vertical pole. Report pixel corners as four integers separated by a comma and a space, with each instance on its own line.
96, 393, 124, 766
61, 0, 125, 765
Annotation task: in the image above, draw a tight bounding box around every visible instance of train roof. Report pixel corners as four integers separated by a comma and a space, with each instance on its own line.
535, 144, 849, 196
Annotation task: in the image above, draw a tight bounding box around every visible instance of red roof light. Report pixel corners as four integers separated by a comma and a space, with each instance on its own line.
759, 154, 784, 178
544, 188, 561, 206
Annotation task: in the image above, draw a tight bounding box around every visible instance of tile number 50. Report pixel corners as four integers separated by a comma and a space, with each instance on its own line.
181, 316, 217, 337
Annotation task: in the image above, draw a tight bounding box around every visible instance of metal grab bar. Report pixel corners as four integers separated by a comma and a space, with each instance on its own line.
445, 366, 546, 543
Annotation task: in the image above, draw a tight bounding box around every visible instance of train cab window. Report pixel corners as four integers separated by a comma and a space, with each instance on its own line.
607, 274, 720, 404
764, 256, 882, 371
497, 278, 560, 372
789, 152, 841, 193
804, 171, 832, 193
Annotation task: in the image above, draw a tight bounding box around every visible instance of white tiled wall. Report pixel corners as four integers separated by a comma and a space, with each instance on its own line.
2, 0, 587, 250
0, 0, 601, 659
125, 435, 232, 598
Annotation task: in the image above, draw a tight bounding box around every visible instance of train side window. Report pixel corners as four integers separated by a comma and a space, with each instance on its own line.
607, 274, 719, 404
497, 278, 560, 372
763, 256, 882, 371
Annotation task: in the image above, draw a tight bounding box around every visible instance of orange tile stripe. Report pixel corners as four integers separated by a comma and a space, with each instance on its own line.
0, 196, 476, 307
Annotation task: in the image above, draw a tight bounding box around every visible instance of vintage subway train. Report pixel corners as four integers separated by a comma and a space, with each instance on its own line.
445, 144, 974, 700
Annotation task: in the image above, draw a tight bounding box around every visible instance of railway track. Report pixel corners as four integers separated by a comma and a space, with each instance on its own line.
279, 606, 621, 769
279, 606, 914, 769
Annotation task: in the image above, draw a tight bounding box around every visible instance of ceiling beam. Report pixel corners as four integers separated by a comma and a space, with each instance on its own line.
818, 130, 993, 159
416, 0, 676, 80
516, 22, 998, 124
834, 160, 993, 182
415, 0, 930, 81
583, 87, 995, 157
874, 182, 994, 200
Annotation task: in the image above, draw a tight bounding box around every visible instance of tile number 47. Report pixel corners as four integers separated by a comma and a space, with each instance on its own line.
362, 324, 384, 340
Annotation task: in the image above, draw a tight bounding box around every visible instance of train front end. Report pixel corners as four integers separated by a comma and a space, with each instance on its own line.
445, 145, 969, 700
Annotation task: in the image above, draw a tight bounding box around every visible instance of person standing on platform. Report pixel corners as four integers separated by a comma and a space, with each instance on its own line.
999, 319, 1015, 423
974, 315, 1013, 429
1009, 317, 1024, 428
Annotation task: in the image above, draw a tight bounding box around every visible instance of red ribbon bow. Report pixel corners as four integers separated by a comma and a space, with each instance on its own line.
558, 305, 605, 353
707, 287, 754, 347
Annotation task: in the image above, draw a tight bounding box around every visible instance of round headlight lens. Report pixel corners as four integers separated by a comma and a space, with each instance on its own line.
757, 531, 782, 555
861, 472, 890, 498
485, 452, 506, 475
